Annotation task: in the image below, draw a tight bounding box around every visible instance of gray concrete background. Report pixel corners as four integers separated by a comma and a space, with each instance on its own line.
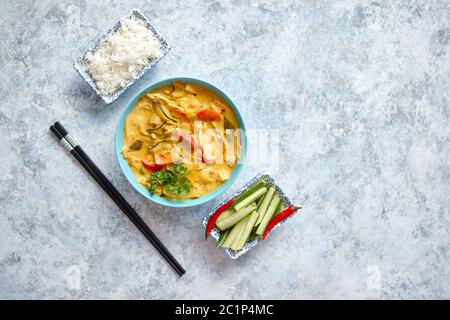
1, 0, 449, 299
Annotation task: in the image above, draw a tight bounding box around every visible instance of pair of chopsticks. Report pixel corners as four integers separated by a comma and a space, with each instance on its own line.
50, 122, 185, 277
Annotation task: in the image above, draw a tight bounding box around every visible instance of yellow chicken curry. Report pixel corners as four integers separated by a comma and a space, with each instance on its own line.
122, 81, 241, 200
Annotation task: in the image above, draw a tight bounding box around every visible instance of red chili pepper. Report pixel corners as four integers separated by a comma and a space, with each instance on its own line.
262, 206, 301, 240
205, 198, 236, 240
141, 160, 164, 171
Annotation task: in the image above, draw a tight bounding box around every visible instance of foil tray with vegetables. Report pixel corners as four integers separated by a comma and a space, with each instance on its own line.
202, 173, 301, 259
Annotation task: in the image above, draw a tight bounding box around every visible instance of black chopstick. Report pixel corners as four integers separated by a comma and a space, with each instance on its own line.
50, 122, 185, 277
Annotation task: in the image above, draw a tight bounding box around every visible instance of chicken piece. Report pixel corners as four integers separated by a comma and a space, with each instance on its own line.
216, 168, 231, 181
154, 150, 179, 165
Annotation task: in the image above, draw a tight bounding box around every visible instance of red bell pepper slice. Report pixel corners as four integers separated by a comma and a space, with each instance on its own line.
197, 108, 222, 121
141, 160, 164, 171
171, 108, 188, 120
176, 131, 198, 150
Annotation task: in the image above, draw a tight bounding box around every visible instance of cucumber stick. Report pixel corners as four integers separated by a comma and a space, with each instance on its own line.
216, 203, 256, 230
216, 209, 234, 224
233, 180, 266, 208
257, 201, 283, 233
230, 217, 250, 250
255, 187, 275, 226
222, 216, 248, 248
216, 229, 230, 247
233, 187, 267, 211
256, 193, 281, 235
274, 201, 283, 216
231, 210, 259, 251
256, 194, 264, 206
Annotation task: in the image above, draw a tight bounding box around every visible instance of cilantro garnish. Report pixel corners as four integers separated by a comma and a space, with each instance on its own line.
148, 164, 191, 196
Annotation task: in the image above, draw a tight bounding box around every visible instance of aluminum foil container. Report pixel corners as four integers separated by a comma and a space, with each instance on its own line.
202, 173, 299, 259
73, 9, 170, 104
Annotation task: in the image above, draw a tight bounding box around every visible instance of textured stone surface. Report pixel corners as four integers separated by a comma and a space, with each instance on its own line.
1, 0, 449, 299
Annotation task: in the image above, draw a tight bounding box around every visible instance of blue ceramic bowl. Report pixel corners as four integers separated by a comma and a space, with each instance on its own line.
115, 77, 247, 207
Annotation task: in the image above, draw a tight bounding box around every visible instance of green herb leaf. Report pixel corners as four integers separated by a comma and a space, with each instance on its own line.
168, 163, 188, 177
147, 164, 190, 196
164, 176, 190, 196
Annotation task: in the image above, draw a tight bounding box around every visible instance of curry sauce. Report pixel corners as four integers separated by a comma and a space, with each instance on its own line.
122, 81, 241, 200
